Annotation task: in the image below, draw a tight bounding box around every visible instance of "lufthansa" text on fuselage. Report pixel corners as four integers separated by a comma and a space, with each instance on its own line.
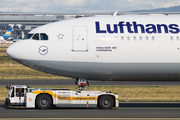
95, 21, 180, 34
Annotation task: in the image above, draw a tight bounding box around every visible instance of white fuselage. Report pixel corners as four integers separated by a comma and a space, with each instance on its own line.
6, 16, 180, 81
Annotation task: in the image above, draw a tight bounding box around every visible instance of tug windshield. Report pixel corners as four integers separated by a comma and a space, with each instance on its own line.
8, 87, 14, 97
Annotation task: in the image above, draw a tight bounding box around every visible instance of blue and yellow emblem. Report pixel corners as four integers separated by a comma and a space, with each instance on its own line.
3, 28, 12, 39
6, 31, 11, 35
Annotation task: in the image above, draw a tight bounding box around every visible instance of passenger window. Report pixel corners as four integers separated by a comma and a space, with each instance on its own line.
23, 34, 33, 40
170, 36, 173, 41
40, 33, 48, 40
146, 36, 149, 40
133, 36, 136, 41
152, 36, 155, 41
139, 36, 142, 41
32, 33, 40, 40
121, 36, 124, 41
177, 36, 179, 41
127, 36, 130, 41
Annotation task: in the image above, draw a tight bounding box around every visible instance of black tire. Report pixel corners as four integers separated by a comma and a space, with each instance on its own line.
36, 94, 52, 109
4, 98, 10, 106
99, 96, 114, 109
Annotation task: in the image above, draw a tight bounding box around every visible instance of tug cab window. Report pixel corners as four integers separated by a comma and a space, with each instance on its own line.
32, 33, 40, 40
16, 88, 24, 97
40, 33, 48, 40
23, 34, 33, 40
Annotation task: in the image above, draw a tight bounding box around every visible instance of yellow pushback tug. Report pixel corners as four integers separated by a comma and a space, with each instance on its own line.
4, 84, 119, 109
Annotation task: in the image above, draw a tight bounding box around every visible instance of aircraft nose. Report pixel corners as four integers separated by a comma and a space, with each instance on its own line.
6, 43, 21, 59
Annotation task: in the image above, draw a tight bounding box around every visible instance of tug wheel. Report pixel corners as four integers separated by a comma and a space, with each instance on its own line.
36, 94, 52, 109
99, 96, 114, 109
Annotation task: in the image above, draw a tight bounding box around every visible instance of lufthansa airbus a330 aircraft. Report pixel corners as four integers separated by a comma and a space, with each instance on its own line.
6, 14, 180, 86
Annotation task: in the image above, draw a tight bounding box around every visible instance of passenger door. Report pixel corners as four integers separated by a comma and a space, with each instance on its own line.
72, 26, 88, 51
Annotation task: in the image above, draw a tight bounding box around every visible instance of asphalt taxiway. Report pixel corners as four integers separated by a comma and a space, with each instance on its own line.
0, 102, 180, 119
1, 80, 180, 119
1, 79, 180, 86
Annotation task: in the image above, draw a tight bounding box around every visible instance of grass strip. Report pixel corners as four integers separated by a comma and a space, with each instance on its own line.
1, 86, 180, 102
0, 44, 10, 47
0, 47, 70, 79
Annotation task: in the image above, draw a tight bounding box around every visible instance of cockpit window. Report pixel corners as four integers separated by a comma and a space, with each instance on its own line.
24, 33, 48, 41
40, 33, 48, 40
23, 34, 33, 40
32, 33, 40, 40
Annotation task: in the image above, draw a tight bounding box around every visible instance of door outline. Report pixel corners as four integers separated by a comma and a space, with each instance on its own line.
72, 26, 88, 52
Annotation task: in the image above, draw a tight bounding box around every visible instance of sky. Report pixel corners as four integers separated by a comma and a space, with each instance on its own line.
0, 0, 180, 12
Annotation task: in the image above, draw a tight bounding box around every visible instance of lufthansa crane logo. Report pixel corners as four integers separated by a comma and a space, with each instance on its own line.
39, 46, 48, 55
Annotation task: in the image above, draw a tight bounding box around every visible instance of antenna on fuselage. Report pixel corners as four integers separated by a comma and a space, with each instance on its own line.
113, 11, 118, 16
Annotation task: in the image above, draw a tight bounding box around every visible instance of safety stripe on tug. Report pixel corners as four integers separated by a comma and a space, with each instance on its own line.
33, 91, 98, 100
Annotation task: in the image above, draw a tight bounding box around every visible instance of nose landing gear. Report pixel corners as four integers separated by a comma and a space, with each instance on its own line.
74, 78, 89, 91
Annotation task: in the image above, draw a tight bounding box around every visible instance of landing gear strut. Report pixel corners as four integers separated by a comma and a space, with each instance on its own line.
74, 78, 89, 91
